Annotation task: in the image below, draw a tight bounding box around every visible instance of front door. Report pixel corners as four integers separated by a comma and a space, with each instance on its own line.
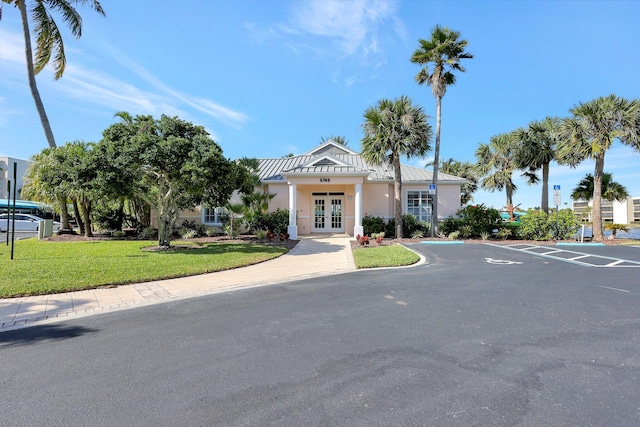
312, 196, 344, 233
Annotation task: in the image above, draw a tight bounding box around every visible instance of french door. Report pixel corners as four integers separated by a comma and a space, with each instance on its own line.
312, 196, 344, 233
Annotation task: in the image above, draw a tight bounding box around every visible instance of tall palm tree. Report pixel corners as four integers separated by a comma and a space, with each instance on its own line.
557, 95, 640, 241
3, 0, 105, 148
475, 132, 519, 212
514, 117, 560, 214
411, 25, 472, 236
571, 173, 629, 203
361, 96, 432, 238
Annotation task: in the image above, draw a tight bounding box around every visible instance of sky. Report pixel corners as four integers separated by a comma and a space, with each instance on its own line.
1, 0, 639, 210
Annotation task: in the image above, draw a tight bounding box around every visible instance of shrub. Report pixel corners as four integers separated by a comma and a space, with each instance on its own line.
205, 227, 218, 237
224, 224, 239, 239
480, 231, 490, 241
139, 227, 157, 239
111, 230, 126, 238
362, 215, 387, 235
440, 216, 462, 236
496, 228, 511, 240
448, 231, 460, 240
518, 209, 579, 240
457, 204, 503, 237
356, 234, 370, 245
180, 229, 197, 239
249, 209, 290, 234
255, 229, 268, 240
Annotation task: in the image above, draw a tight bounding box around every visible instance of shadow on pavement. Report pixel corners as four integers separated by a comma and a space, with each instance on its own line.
0, 323, 98, 348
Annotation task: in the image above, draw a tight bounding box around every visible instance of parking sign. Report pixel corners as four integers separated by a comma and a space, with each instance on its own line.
553, 185, 561, 206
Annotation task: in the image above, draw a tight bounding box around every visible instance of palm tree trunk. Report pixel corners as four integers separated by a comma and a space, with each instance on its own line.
17, 0, 57, 148
72, 197, 85, 235
592, 156, 605, 242
541, 161, 550, 214
393, 151, 403, 239
431, 96, 442, 237
56, 195, 72, 233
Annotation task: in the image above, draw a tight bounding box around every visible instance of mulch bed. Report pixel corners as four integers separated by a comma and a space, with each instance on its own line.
45, 233, 299, 251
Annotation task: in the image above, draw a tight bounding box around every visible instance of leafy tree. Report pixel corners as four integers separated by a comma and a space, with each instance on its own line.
321, 135, 348, 146
2, 0, 105, 148
476, 132, 519, 211
21, 146, 73, 231
99, 114, 253, 247
571, 173, 629, 203
557, 95, 640, 241
514, 117, 560, 214
411, 25, 473, 235
361, 96, 432, 238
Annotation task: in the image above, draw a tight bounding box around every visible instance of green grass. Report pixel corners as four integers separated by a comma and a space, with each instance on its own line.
352, 244, 420, 269
0, 238, 287, 298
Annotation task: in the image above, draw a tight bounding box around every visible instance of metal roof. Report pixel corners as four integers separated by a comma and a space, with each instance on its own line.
256, 142, 467, 184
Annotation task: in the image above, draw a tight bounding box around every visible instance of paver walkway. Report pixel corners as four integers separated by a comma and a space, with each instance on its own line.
0, 235, 355, 332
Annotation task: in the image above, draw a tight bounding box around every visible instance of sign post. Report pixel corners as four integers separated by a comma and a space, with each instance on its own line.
428, 184, 436, 237
553, 185, 561, 240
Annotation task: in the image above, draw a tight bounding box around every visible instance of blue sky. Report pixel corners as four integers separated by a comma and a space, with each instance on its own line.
1, 0, 639, 210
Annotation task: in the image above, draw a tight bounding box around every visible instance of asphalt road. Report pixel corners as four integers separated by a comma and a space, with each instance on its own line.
1, 243, 639, 426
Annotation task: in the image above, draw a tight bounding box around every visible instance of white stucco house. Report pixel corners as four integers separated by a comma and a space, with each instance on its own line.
186, 141, 467, 238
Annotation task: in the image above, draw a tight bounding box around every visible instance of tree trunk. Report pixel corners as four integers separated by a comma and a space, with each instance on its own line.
17, 0, 57, 148
72, 197, 85, 235
541, 161, 550, 214
56, 195, 72, 233
431, 96, 442, 237
393, 152, 403, 239
591, 155, 605, 242
80, 200, 93, 238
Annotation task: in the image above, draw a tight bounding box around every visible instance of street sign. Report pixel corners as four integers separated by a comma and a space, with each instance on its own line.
428, 184, 436, 194
553, 185, 561, 206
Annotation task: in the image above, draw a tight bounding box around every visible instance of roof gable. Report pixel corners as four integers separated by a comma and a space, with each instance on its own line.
304, 141, 358, 156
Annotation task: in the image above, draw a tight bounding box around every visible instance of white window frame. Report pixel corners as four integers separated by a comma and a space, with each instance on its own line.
405, 190, 432, 223
202, 207, 227, 226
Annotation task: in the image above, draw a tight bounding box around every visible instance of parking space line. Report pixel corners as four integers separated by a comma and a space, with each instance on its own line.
485, 243, 640, 268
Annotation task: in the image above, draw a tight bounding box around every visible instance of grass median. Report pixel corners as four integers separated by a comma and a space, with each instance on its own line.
352, 243, 420, 269
0, 238, 287, 298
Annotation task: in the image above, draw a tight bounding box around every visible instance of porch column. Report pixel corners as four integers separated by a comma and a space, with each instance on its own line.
354, 183, 363, 237
287, 183, 298, 239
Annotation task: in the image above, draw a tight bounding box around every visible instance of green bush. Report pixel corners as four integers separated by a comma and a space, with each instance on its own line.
440, 216, 462, 236
518, 209, 579, 240
382, 214, 429, 238
362, 215, 387, 235
249, 209, 290, 234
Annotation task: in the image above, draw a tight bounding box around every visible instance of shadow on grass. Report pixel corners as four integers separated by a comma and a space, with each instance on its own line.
0, 323, 98, 348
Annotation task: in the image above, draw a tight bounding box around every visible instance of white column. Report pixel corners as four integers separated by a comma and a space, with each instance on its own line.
287, 183, 298, 239
353, 183, 363, 237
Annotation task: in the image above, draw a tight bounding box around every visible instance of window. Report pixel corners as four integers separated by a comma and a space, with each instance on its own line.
203, 207, 227, 225
406, 190, 432, 222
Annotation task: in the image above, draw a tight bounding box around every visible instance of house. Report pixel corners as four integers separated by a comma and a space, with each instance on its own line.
189, 141, 466, 238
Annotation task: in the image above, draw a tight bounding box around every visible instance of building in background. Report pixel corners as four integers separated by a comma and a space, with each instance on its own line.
572, 197, 640, 224
1, 157, 33, 200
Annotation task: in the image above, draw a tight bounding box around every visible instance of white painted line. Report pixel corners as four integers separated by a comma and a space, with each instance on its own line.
540, 250, 563, 255
598, 285, 630, 293
569, 255, 590, 260
606, 260, 625, 267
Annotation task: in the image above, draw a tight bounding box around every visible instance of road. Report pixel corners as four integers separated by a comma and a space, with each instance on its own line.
1, 243, 639, 426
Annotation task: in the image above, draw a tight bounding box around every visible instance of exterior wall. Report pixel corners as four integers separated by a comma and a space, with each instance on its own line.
362, 183, 392, 219
1, 157, 33, 200
572, 196, 640, 224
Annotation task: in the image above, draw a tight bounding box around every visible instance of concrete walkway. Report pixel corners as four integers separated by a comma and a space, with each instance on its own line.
0, 235, 356, 333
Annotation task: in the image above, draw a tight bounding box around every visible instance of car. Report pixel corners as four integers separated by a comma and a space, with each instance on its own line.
0, 214, 61, 232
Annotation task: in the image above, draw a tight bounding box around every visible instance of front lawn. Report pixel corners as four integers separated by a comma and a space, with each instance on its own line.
0, 238, 287, 298
352, 243, 420, 269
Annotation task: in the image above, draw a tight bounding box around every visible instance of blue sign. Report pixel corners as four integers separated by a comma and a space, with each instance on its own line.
429, 184, 436, 190
553, 185, 561, 190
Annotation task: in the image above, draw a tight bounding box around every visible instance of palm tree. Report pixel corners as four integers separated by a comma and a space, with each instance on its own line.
437, 158, 478, 205
514, 117, 560, 214
557, 95, 640, 241
3, 0, 105, 148
321, 135, 348, 146
475, 132, 519, 213
361, 96, 432, 238
411, 25, 472, 236
571, 173, 629, 203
